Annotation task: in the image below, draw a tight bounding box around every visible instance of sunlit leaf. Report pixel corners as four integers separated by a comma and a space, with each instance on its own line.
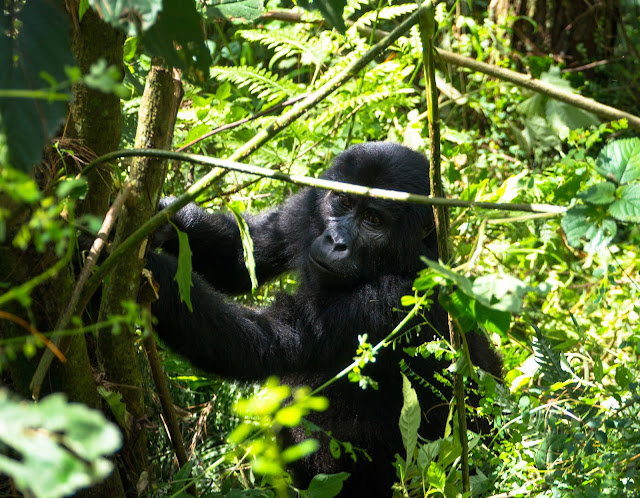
595, 137, 640, 185
306, 472, 350, 498
399, 374, 420, 466
174, 227, 194, 312
608, 184, 640, 222
577, 181, 616, 205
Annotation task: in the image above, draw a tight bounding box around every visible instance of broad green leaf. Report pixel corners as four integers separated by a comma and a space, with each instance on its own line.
88, 0, 164, 35
0, 0, 74, 172
595, 137, 640, 184
561, 205, 617, 253
275, 405, 303, 427
329, 439, 341, 458
174, 227, 194, 312
474, 302, 511, 335
472, 274, 533, 313
545, 99, 599, 140
56, 177, 89, 200
142, 0, 213, 78
0, 391, 121, 498
97, 387, 129, 428
399, 374, 420, 467
576, 181, 616, 205
608, 184, 640, 222
207, 0, 265, 22
440, 288, 476, 332
426, 461, 446, 492
523, 115, 561, 150
421, 258, 474, 296
305, 472, 350, 498
417, 439, 441, 471
0, 168, 41, 203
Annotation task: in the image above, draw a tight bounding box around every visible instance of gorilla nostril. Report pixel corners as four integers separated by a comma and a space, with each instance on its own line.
334, 242, 348, 252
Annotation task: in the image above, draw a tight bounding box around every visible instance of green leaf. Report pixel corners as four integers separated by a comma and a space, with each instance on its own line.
142, 0, 213, 78
329, 438, 341, 459
56, 178, 88, 200
207, 0, 265, 22
545, 98, 599, 140
595, 137, 640, 184
474, 302, 511, 335
421, 258, 474, 296
275, 406, 303, 427
608, 184, 640, 222
88, 0, 164, 35
0, 391, 121, 498
305, 472, 350, 498
426, 461, 446, 492
174, 227, 194, 312
281, 439, 320, 463
399, 374, 420, 467
576, 181, 616, 205
472, 274, 533, 313
0, 0, 74, 172
561, 205, 617, 253
226, 204, 258, 292
298, 0, 347, 33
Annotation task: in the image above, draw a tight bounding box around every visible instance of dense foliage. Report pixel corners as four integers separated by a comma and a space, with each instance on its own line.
1, 0, 639, 496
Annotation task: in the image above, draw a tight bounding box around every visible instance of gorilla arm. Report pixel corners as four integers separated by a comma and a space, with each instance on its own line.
147, 253, 416, 381
155, 193, 312, 295
147, 252, 304, 380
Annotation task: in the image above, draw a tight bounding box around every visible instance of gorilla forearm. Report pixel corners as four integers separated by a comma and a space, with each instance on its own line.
148, 253, 303, 380
157, 201, 298, 294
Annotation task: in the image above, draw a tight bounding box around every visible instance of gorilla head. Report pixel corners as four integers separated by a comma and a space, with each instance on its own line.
306, 143, 436, 287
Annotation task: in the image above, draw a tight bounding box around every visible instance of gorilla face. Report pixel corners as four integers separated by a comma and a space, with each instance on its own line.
305, 142, 435, 288
308, 190, 393, 285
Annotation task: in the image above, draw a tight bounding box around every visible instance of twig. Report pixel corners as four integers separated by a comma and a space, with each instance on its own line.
30, 185, 132, 399
175, 94, 309, 152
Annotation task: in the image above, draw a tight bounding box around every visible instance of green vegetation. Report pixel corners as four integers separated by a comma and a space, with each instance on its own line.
1, 0, 639, 496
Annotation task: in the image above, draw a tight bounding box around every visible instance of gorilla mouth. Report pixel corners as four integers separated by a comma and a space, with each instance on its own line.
308, 255, 346, 278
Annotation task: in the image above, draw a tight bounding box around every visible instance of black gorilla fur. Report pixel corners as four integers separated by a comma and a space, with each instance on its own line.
147, 142, 502, 496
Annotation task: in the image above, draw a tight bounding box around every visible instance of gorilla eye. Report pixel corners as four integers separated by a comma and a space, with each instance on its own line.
338, 194, 352, 208
365, 212, 382, 225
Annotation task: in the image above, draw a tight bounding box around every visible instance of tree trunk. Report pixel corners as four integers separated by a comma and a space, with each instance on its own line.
492, 0, 620, 66
96, 65, 183, 493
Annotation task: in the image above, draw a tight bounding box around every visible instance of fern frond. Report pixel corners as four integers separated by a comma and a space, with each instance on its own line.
209, 66, 300, 104
351, 4, 417, 31
531, 324, 574, 386
239, 29, 309, 58
313, 87, 417, 126
239, 29, 333, 69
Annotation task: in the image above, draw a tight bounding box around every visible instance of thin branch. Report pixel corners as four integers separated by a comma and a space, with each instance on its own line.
0, 311, 65, 362
85, 149, 567, 214
175, 94, 309, 152
418, 2, 470, 492
30, 185, 132, 399
435, 48, 640, 129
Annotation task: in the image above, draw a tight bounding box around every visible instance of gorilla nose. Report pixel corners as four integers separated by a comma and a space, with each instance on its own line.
324, 230, 351, 254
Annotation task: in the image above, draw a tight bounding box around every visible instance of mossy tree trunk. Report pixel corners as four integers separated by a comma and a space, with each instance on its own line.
96, 65, 183, 491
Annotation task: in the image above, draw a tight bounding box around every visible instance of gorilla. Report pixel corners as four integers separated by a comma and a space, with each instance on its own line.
147, 142, 502, 496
